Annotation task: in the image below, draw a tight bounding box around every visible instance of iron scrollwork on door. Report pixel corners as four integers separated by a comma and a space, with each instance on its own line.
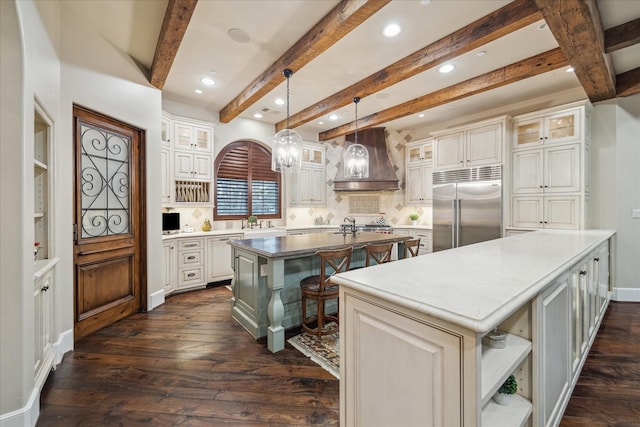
80, 123, 130, 238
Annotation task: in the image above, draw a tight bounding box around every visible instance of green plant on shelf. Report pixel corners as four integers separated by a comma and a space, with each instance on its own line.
248, 215, 258, 224
409, 214, 419, 221
498, 374, 518, 395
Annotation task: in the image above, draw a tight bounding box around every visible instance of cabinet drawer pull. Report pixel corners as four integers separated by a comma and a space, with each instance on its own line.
184, 243, 198, 248
41, 285, 49, 292
594, 257, 599, 262
187, 273, 196, 278
187, 256, 196, 260
579, 270, 587, 276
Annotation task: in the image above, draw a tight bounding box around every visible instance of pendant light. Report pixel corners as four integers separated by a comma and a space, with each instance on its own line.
343, 96, 369, 179
272, 69, 302, 173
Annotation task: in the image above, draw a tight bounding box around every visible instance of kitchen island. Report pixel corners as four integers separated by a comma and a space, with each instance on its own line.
331, 229, 615, 427
228, 232, 411, 352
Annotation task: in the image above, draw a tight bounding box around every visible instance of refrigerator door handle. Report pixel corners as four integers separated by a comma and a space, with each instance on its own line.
451, 199, 457, 247
455, 199, 461, 248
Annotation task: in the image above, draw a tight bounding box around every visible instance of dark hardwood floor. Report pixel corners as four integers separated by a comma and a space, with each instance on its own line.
38, 287, 639, 426
560, 301, 640, 427
38, 286, 339, 426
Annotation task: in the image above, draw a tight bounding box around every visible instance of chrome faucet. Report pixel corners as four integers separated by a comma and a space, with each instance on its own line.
341, 217, 357, 236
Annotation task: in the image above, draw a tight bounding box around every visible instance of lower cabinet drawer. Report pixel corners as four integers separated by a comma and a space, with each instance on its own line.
178, 266, 205, 287
179, 250, 203, 266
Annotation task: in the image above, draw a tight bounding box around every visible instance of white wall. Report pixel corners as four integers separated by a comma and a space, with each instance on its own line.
591, 94, 640, 298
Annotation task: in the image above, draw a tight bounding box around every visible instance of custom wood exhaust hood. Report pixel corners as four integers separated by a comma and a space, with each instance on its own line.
333, 127, 399, 192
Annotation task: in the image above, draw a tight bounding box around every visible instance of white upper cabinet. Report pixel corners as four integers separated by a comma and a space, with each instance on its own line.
512, 107, 582, 149
405, 139, 433, 206
174, 122, 213, 152
287, 142, 326, 206
161, 115, 171, 147
507, 101, 591, 231
433, 118, 505, 171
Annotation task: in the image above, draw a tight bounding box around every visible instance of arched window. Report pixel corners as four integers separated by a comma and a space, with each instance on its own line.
214, 141, 281, 220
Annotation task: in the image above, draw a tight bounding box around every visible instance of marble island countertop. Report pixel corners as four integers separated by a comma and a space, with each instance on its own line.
331, 229, 614, 334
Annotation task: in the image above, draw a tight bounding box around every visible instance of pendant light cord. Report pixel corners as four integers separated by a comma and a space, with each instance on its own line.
283, 69, 293, 129
353, 96, 360, 144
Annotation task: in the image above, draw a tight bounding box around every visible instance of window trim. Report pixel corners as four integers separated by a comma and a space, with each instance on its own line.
213, 141, 282, 220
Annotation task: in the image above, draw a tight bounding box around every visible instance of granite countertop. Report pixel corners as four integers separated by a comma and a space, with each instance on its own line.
331, 229, 615, 334
228, 231, 411, 258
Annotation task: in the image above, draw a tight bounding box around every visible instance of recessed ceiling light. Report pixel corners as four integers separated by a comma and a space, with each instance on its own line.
438, 64, 455, 73
318, 121, 324, 125
538, 22, 548, 30
476, 51, 487, 57
194, 89, 203, 94
420, 0, 431, 5
274, 98, 285, 105
201, 77, 216, 86
328, 114, 338, 121
227, 28, 250, 44
253, 113, 263, 119
566, 67, 575, 73
383, 23, 401, 38
376, 92, 391, 100
418, 113, 425, 118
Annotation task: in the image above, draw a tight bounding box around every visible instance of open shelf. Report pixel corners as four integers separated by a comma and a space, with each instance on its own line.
481, 394, 532, 427
481, 333, 532, 406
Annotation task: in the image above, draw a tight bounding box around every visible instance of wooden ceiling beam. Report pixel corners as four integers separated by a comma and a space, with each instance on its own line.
150, 0, 198, 90
218, 0, 391, 124
319, 48, 568, 141
534, 0, 615, 102
604, 17, 640, 53
616, 67, 640, 97
277, 0, 541, 132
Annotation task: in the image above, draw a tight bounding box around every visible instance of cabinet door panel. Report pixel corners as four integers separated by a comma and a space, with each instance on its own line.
193, 154, 212, 179
434, 132, 464, 170
512, 149, 543, 194
544, 109, 580, 144
537, 274, 571, 427
511, 196, 543, 228
406, 166, 424, 205
343, 294, 463, 427
174, 123, 193, 150
544, 144, 580, 193
544, 196, 579, 229
174, 152, 193, 178
466, 123, 501, 166
513, 119, 543, 148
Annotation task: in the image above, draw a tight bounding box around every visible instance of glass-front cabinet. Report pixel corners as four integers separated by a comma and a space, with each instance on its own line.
512, 108, 581, 148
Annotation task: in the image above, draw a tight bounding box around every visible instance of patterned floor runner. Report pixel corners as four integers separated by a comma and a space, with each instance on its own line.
288, 325, 339, 379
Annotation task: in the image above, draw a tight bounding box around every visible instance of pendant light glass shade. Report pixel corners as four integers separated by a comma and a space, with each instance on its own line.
343, 96, 369, 179
272, 69, 302, 174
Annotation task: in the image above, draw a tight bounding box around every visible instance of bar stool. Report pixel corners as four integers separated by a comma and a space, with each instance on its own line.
364, 242, 394, 266
403, 238, 421, 258
300, 246, 353, 339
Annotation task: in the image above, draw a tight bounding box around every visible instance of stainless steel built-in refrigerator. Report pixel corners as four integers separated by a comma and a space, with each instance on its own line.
433, 165, 502, 252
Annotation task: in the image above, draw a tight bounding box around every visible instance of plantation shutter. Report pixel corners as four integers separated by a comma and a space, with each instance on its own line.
214, 142, 281, 219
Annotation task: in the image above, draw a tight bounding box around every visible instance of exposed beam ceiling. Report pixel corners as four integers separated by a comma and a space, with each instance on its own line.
277, 0, 542, 132
150, 0, 198, 90
535, 0, 615, 103
604, 17, 640, 53
616, 67, 640, 97
319, 48, 568, 141
218, 0, 391, 124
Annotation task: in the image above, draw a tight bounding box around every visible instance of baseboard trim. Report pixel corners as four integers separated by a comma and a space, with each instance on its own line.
0, 379, 40, 427
149, 288, 165, 310
54, 328, 73, 366
612, 287, 640, 302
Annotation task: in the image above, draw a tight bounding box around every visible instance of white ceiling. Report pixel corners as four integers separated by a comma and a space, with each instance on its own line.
61, 0, 640, 137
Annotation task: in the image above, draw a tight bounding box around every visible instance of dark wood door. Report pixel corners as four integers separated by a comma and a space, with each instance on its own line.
73, 105, 146, 340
